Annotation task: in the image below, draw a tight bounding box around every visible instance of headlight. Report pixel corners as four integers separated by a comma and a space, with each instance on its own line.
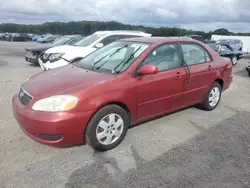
48, 53, 65, 62
32, 95, 78, 112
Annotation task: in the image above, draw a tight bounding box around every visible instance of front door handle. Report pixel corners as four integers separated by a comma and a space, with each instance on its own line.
176, 72, 182, 78
208, 65, 213, 70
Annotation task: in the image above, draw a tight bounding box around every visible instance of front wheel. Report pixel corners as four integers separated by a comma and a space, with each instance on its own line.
200, 82, 222, 111
248, 71, 250, 77
231, 56, 238, 65
85, 104, 129, 151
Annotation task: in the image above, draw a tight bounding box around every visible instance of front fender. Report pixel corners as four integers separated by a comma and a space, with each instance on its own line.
77, 89, 137, 124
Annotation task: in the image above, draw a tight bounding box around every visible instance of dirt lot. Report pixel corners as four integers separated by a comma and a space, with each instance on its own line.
0, 41, 250, 188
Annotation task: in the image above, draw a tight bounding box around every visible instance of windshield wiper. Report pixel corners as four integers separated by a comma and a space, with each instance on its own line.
112, 46, 142, 74
92, 44, 128, 70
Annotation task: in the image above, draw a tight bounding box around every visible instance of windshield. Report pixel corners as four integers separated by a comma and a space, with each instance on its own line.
52, 37, 71, 46
216, 39, 231, 44
208, 43, 220, 51
74, 34, 105, 46
75, 41, 150, 73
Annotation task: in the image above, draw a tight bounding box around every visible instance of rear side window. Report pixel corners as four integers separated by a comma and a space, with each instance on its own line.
181, 43, 211, 65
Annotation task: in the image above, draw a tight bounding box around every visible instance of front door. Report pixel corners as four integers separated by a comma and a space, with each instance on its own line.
135, 43, 187, 121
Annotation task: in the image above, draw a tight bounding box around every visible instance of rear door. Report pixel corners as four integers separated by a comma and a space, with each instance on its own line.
135, 43, 187, 121
180, 43, 217, 105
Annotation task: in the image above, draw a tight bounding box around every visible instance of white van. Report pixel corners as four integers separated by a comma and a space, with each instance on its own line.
38, 30, 152, 70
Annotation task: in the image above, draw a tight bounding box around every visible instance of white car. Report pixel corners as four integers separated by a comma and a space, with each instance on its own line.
38, 30, 152, 70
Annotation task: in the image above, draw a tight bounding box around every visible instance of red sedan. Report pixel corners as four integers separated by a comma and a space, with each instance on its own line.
12, 37, 233, 151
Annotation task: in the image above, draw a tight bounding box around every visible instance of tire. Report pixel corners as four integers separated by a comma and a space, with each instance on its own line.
248, 71, 250, 77
85, 104, 129, 151
200, 82, 222, 111
231, 56, 238, 65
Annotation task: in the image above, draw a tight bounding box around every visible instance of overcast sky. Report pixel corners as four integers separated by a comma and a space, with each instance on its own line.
1, 0, 250, 32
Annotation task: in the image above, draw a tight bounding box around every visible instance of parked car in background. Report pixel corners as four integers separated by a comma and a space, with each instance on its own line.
10, 33, 30, 41
183, 35, 204, 42
216, 39, 243, 51
37, 35, 60, 43
5, 33, 14, 41
32, 35, 42, 41
207, 43, 243, 65
25, 35, 84, 65
204, 40, 216, 44
12, 37, 233, 151
38, 30, 152, 70
0, 33, 5, 40
246, 63, 250, 77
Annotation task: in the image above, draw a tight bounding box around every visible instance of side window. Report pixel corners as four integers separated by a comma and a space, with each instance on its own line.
181, 43, 211, 66
139, 44, 181, 71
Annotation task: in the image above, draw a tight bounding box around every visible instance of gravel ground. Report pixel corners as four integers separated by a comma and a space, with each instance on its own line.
0, 41, 250, 188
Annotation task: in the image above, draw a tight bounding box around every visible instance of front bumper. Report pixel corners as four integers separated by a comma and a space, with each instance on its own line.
38, 58, 69, 71
12, 94, 93, 147
25, 56, 38, 64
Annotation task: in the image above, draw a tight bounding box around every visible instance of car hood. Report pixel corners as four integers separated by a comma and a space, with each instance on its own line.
22, 65, 115, 100
25, 45, 52, 52
45, 45, 79, 54
45, 45, 96, 61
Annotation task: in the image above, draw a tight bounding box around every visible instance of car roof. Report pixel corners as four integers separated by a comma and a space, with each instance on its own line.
94, 30, 152, 36
119, 36, 200, 44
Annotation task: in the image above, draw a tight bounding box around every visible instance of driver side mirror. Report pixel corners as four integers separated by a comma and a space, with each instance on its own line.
138, 65, 158, 75
95, 43, 104, 48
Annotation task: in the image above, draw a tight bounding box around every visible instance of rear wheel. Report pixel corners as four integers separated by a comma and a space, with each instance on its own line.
248, 71, 250, 77
200, 82, 222, 111
231, 56, 238, 65
85, 104, 129, 151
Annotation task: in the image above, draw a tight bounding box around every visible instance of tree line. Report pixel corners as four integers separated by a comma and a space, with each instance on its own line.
0, 20, 249, 39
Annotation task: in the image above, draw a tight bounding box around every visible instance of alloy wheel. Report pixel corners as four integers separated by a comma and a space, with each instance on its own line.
209, 87, 220, 107
96, 113, 124, 145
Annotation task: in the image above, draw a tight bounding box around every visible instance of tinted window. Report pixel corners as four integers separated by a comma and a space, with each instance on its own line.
140, 44, 181, 71
181, 44, 211, 65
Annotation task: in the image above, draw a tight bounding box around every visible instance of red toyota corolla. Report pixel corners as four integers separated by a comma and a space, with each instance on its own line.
12, 37, 233, 151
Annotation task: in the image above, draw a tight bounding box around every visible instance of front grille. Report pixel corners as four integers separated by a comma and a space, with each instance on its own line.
19, 88, 33, 106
